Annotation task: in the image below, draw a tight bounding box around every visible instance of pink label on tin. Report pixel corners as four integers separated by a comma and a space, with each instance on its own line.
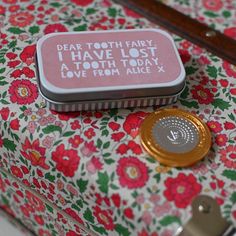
38, 30, 182, 89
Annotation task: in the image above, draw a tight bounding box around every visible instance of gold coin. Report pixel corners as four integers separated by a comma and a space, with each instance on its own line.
140, 108, 211, 167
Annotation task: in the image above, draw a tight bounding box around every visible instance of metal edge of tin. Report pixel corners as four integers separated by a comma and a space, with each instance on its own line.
37, 75, 186, 111
140, 108, 212, 167
39, 81, 186, 103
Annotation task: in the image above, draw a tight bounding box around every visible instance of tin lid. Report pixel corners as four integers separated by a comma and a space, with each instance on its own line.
140, 108, 211, 167
36, 29, 185, 102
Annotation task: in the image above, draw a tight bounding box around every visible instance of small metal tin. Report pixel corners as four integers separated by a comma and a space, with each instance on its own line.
36, 29, 185, 111
140, 108, 211, 167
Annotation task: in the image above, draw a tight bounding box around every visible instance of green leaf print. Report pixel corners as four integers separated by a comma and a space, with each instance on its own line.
42, 125, 62, 134
0, 81, 7, 86
3, 138, 16, 152
8, 40, 17, 49
223, 170, 236, 181
83, 208, 94, 223
103, 141, 110, 149
180, 86, 189, 99
160, 215, 181, 226
1, 195, 9, 206
92, 225, 107, 235
230, 192, 236, 204
46, 204, 53, 213
228, 113, 235, 122
8, 27, 25, 34
29, 26, 40, 35
45, 173, 55, 182
96, 172, 109, 194
115, 224, 130, 236
86, 8, 96, 15
185, 66, 198, 76
0, 99, 10, 104
0, 68, 6, 74
108, 8, 117, 17
180, 100, 199, 109
50, 2, 62, 7
76, 179, 88, 193
222, 11, 231, 18
63, 131, 75, 137
206, 66, 217, 78
212, 98, 231, 111
73, 24, 87, 31
204, 11, 218, 18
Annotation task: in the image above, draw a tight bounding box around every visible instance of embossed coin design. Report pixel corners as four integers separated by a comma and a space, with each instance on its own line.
140, 108, 211, 167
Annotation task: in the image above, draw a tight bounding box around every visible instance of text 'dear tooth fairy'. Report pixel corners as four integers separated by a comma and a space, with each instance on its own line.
140, 108, 211, 167
35, 29, 185, 112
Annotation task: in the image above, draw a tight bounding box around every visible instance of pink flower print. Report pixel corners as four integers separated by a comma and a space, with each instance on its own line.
38, 117, 49, 126
99, 0, 112, 7
54, 223, 63, 234
161, 229, 174, 236
42, 136, 54, 149
149, 194, 161, 204
66, 184, 78, 197
86, 157, 103, 174
192, 163, 208, 175
51, 15, 59, 22
0, 176, 6, 192
38, 115, 56, 126
47, 114, 56, 123
210, 162, 219, 170
71, 10, 82, 17
27, 121, 37, 134
23, 108, 32, 116
81, 141, 97, 157
153, 201, 171, 217
136, 193, 145, 204
18, 33, 30, 41
198, 56, 210, 65
172, 209, 182, 218
55, 121, 63, 128
36, 108, 47, 116
59, 6, 68, 13
191, 45, 203, 55
56, 179, 64, 191
57, 194, 66, 206
142, 211, 152, 225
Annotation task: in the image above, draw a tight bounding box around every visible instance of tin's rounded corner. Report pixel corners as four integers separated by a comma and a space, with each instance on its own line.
148, 28, 174, 40
179, 64, 186, 82
173, 66, 186, 91
36, 32, 65, 55
149, 28, 186, 80
38, 76, 69, 104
